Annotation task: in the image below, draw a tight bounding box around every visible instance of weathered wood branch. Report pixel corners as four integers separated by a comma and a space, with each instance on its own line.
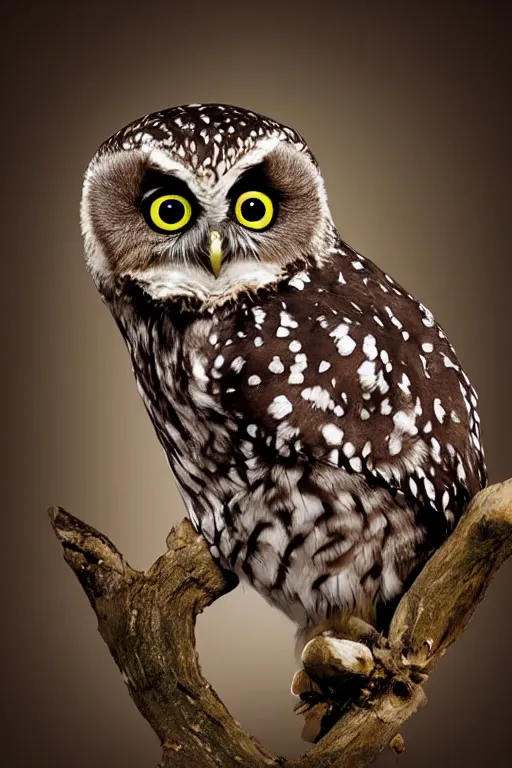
48, 479, 512, 767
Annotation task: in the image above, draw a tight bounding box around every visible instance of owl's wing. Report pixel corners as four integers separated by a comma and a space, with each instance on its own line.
213, 255, 485, 530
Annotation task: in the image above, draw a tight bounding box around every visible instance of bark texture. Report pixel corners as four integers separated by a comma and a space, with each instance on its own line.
49, 478, 512, 767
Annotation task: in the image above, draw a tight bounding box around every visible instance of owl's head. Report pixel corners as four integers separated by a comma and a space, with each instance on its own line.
81, 104, 335, 308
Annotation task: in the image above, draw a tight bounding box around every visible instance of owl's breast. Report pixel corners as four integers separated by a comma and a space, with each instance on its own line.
122, 306, 249, 516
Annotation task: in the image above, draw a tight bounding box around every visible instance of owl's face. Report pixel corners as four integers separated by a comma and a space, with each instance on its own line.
81, 104, 334, 307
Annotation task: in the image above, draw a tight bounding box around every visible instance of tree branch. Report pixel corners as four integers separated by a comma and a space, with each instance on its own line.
48, 479, 512, 767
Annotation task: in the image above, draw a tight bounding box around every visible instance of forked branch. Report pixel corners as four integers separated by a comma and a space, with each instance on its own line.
48, 479, 512, 767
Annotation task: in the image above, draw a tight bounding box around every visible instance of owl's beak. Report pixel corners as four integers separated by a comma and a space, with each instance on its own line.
209, 230, 223, 278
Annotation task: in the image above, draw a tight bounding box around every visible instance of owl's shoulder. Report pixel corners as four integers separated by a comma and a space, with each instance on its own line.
196, 248, 484, 516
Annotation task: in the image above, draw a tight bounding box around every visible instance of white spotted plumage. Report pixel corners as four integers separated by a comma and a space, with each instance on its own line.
80, 102, 487, 644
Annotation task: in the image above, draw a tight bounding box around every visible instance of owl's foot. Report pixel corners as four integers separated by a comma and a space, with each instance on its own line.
291, 633, 378, 743
291, 669, 332, 743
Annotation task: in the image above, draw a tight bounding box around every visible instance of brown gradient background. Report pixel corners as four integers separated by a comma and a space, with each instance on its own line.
2, 2, 511, 766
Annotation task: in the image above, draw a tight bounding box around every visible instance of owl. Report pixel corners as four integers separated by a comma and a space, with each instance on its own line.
80, 103, 486, 651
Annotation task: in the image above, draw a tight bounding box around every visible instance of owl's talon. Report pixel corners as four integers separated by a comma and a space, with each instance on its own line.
291, 669, 311, 696
293, 699, 313, 716
302, 635, 375, 681
293, 634, 378, 731
291, 668, 323, 697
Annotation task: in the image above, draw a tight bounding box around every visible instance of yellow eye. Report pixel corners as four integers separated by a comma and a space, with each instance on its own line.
147, 194, 192, 232
234, 190, 274, 230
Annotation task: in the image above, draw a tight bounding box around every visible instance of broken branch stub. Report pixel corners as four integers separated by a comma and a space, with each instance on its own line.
49, 508, 276, 768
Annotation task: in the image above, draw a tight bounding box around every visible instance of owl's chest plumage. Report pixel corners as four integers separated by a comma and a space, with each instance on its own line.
113, 246, 486, 629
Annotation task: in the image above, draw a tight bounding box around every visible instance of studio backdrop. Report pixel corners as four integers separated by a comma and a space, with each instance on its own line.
2, 2, 511, 767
